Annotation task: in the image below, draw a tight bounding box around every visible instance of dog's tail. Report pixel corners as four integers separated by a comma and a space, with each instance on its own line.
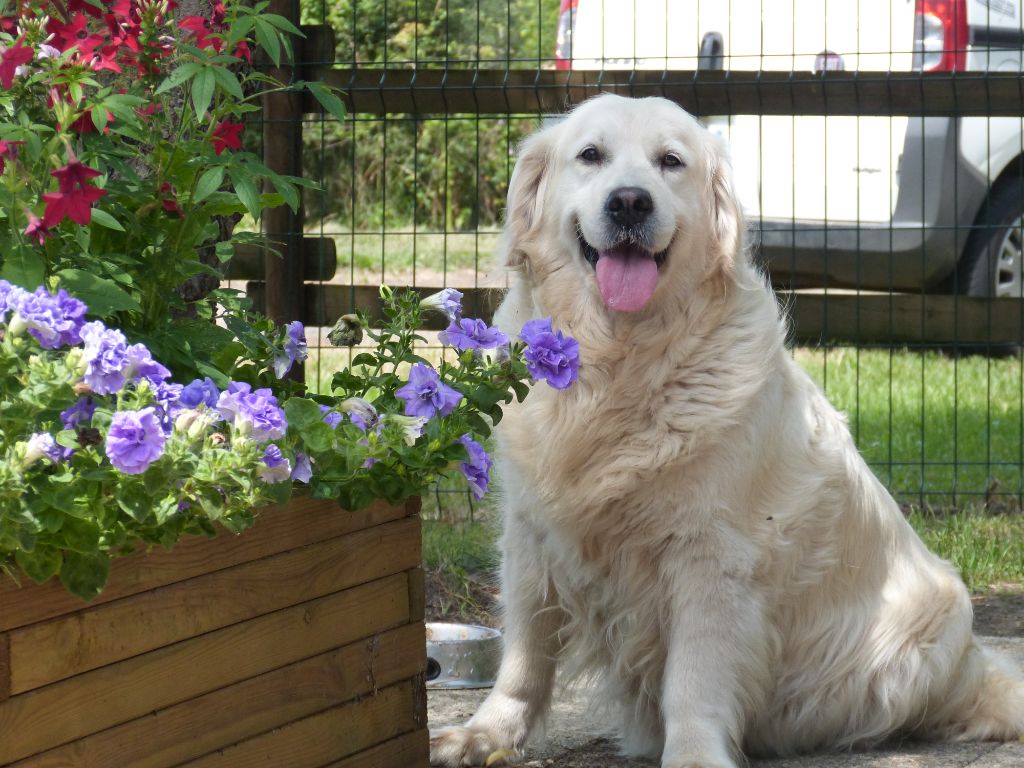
943, 644, 1024, 742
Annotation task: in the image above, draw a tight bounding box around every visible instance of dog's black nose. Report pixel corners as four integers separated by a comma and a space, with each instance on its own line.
606, 187, 653, 227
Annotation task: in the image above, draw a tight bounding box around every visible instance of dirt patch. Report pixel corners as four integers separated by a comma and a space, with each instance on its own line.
425, 567, 500, 629
972, 585, 1024, 637
428, 572, 1024, 641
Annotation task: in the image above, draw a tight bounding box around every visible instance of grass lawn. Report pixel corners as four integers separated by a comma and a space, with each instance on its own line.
309, 341, 1024, 592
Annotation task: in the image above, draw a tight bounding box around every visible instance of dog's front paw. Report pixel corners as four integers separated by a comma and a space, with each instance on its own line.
429, 726, 519, 767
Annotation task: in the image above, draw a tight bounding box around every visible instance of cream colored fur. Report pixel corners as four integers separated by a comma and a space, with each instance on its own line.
429, 94, 1024, 768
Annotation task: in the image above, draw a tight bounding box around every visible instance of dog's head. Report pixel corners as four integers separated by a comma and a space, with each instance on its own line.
503, 94, 743, 320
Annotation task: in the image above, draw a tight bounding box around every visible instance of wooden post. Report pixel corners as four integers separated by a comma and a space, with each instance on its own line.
262, 0, 305, 335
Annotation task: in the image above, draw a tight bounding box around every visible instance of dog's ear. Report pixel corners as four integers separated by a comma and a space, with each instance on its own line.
705, 137, 744, 288
502, 121, 560, 270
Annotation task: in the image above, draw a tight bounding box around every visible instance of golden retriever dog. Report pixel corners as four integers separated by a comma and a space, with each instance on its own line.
429, 94, 1024, 768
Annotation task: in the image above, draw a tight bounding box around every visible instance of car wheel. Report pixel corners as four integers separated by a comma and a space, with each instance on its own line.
952, 182, 1024, 355
959, 182, 1024, 298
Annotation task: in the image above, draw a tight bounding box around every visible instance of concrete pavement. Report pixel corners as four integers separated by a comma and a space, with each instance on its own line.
427, 636, 1024, 767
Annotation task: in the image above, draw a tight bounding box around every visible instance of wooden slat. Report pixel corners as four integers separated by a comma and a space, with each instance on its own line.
178, 680, 420, 768
407, 566, 425, 624
784, 292, 1024, 345
246, 283, 505, 330
0, 497, 413, 633
227, 239, 337, 280
307, 68, 1024, 117
254, 283, 1024, 345
320, 728, 429, 768
0, 573, 411, 764
16, 623, 425, 768
0, 633, 9, 703
8, 516, 421, 694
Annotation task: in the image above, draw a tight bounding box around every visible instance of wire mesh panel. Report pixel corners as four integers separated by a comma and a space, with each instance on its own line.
282, 0, 1024, 516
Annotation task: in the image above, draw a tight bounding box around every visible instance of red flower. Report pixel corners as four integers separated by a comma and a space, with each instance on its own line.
0, 43, 33, 89
0, 139, 21, 173
68, 108, 114, 134
52, 156, 103, 192
179, 15, 220, 53
211, 121, 244, 155
234, 40, 252, 64
90, 44, 122, 73
160, 182, 183, 216
44, 154, 107, 226
23, 212, 48, 245
42, 186, 106, 227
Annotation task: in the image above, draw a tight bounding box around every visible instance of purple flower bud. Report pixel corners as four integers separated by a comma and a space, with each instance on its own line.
105, 407, 166, 474
457, 434, 492, 500
179, 377, 220, 408
273, 320, 308, 378
23, 432, 63, 467
421, 288, 463, 321
259, 444, 292, 483
291, 451, 312, 483
319, 404, 343, 429
395, 363, 463, 420
520, 318, 580, 390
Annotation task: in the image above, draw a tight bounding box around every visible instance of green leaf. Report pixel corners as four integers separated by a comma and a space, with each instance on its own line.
194, 167, 225, 203
299, 421, 335, 452
16, 546, 62, 584
254, 18, 281, 67
261, 13, 304, 36
211, 66, 244, 100
154, 62, 202, 96
305, 81, 347, 123
60, 551, 110, 601
284, 397, 323, 429
57, 269, 141, 316
191, 67, 216, 120
115, 483, 152, 523
1, 246, 45, 289
90, 208, 125, 231
229, 169, 262, 219
62, 517, 101, 553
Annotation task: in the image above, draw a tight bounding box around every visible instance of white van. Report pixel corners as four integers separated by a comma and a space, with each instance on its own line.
555, 0, 1024, 297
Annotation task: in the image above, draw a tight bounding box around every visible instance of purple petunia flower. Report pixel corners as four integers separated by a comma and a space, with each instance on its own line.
259, 444, 292, 483
61, 397, 95, 429
80, 321, 129, 395
179, 377, 220, 408
216, 382, 287, 440
152, 381, 184, 435
7, 286, 86, 349
395, 363, 463, 419
123, 343, 171, 385
292, 451, 312, 483
421, 287, 463, 321
273, 320, 308, 379
439, 318, 509, 351
105, 407, 166, 474
457, 434, 492, 500
520, 318, 580, 390
0, 280, 18, 323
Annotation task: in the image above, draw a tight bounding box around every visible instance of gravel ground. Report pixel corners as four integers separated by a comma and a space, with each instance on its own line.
427, 598, 1024, 768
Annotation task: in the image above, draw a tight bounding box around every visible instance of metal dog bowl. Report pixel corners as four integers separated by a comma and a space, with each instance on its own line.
425, 622, 502, 689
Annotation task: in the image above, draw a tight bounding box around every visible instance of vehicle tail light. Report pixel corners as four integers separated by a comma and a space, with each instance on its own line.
554, 0, 578, 70
913, 0, 968, 71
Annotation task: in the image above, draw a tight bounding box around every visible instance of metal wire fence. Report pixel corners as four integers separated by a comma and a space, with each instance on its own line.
250, 0, 1024, 517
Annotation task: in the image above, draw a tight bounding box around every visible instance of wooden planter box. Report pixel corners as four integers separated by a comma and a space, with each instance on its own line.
0, 496, 429, 768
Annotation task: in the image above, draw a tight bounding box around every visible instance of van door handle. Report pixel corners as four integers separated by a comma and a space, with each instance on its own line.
699, 31, 724, 70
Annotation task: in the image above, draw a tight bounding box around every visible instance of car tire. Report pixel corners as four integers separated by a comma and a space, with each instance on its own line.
952, 181, 1024, 355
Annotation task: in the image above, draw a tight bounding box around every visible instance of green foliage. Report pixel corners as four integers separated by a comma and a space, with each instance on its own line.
908, 509, 1024, 590
299, 0, 558, 230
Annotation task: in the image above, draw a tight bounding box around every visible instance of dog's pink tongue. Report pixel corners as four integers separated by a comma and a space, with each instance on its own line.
596, 248, 658, 312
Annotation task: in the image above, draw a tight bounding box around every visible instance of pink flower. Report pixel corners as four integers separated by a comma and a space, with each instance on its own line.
0, 43, 33, 89
23, 212, 48, 245
42, 186, 107, 227
211, 121, 244, 155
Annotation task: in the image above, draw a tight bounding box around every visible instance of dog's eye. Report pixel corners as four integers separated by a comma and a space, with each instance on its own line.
578, 146, 601, 164
662, 153, 685, 169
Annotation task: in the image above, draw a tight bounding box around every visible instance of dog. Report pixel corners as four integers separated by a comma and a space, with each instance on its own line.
429, 94, 1024, 768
